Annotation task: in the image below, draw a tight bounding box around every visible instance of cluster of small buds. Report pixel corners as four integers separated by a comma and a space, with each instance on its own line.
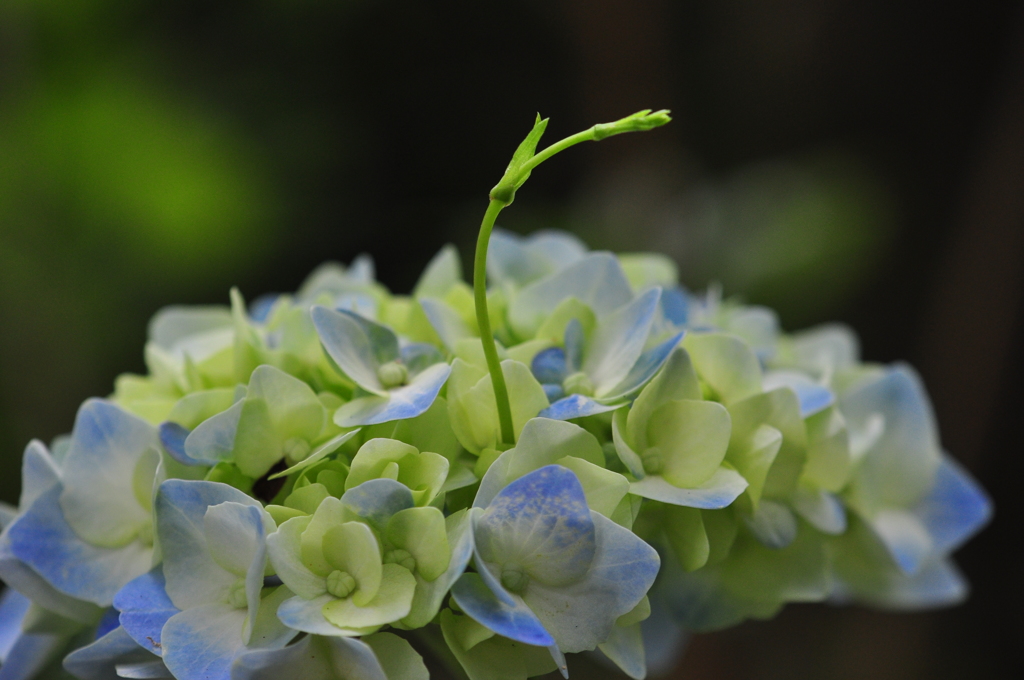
0, 230, 991, 680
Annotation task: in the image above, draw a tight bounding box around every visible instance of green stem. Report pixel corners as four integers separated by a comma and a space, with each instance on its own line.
476, 110, 670, 446
517, 128, 598, 179
474, 198, 516, 446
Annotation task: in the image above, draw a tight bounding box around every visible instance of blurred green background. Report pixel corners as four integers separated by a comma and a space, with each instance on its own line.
1, 0, 1021, 678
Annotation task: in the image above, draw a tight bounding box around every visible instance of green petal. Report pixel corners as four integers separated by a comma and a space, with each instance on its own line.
801, 406, 852, 492
322, 522, 384, 606
439, 610, 559, 680
321, 564, 416, 630
728, 388, 807, 500
386, 507, 450, 581
556, 457, 629, 520
364, 632, 430, 680
300, 497, 347, 577
168, 388, 236, 429
414, 244, 462, 299
665, 506, 710, 571
648, 400, 731, 488
725, 424, 782, 507
618, 253, 679, 290
346, 439, 419, 490
533, 297, 596, 344
626, 348, 701, 453
683, 333, 762, 404
269, 429, 361, 481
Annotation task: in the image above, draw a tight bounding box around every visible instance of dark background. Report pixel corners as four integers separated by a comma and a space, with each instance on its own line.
1, 0, 1021, 677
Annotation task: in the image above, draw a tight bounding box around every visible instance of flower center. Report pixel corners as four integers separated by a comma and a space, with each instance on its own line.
284, 437, 312, 466
562, 371, 594, 398
228, 578, 248, 609
376, 361, 408, 388
500, 565, 529, 593
326, 570, 356, 599
383, 549, 416, 573
641, 447, 664, 475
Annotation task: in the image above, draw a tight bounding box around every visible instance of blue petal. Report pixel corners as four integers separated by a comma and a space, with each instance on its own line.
334, 363, 451, 427
155, 480, 262, 610
114, 568, 180, 656
486, 229, 538, 286
602, 331, 683, 401
275, 595, 344, 636
159, 423, 206, 467
7, 486, 152, 607
531, 347, 568, 385
628, 468, 748, 509
794, 384, 835, 417
0, 531, 102, 624
63, 626, 162, 680
660, 288, 689, 326
248, 294, 279, 324
840, 365, 940, 508
914, 455, 992, 554
419, 298, 472, 354
487, 229, 588, 287
161, 605, 248, 680
450, 573, 555, 648
18, 440, 61, 511
563, 318, 585, 374
583, 288, 661, 396
0, 628, 69, 680
477, 466, 595, 586
869, 509, 934, 575
872, 558, 968, 609
59, 399, 157, 548
0, 589, 30, 661
399, 343, 446, 377
312, 306, 397, 394
762, 371, 834, 418
509, 253, 634, 340
340, 479, 414, 532
538, 394, 623, 421
541, 384, 565, 403
96, 607, 122, 640
184, 401, 243, 466
522, 513, 660, 653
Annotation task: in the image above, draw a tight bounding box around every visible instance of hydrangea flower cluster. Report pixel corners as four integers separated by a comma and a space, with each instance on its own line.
0, 111, 991, 680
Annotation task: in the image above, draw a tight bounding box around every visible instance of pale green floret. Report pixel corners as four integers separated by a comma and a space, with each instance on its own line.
500, 565, 529, 593
377, 360, 409, 388
283, 437, 312, 466
641, 447, 664, 475
345, 439, 449, 506
228, 577, 248, 609
562, 371, 595, 398
326, 570, 357, 598
383, 549, 416, 573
